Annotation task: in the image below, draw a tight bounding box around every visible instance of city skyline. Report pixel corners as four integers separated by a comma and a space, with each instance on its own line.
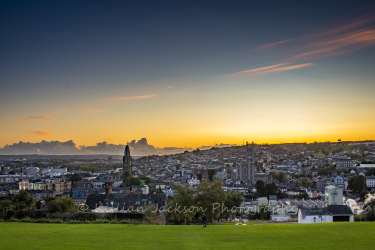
1, 1, 375, 151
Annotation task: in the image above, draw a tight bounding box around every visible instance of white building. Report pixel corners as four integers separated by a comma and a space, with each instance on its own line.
213, 168, 227, 180
0, 175, 21, 183
365, 176, 375, 188
325, 185, 343, 205
298, 205, 354, 223
188, 177, 200, 186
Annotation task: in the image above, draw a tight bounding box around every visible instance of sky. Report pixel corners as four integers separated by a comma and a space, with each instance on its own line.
1, 0, 375, 155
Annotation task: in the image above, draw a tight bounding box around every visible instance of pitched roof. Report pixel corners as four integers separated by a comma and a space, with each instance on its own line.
327, 205, 353, 215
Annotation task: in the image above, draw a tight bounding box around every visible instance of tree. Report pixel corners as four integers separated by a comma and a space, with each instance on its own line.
167, 184, 196, 225
255, 180, 265, 197
80, 165, 90, 171
264, 183, 278, 198
196, 173, 203, 182
130, 177, 141, 186
69, 174, 82, 185
223, 192, 244, 222
12, 191, 34, 213
122, 171, 141, 187
142, 177, 152, 185
175, 164, 181, 170
0, 200, 12, 213
247, 205, 270, 221
195, 180, 226, 222
318, 168, 329, 176
365, 168, 375, 176
122, 171, 131, 180
207, 169, 216, 181
301, 178, 308, 185
321, 149, 329, 157
296, 192, 309, 199
348, 176, 367, 194
47, 197, 77, 213
274, 172, 286, 183
141, 204, 158, 218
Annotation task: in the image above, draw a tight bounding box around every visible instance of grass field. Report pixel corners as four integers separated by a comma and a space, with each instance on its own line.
0, 222, 374, 249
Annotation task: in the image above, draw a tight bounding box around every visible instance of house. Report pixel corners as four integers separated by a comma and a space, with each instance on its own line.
365, 176, 375, 188
298, 205, 354, 223
333, 176, 344, 185
213, 168, 226, 180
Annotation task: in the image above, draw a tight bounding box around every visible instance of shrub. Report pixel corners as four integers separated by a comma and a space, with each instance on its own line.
19, 217, 33, 223
67, 220, 82, 224
354, 215, 365, 222
119, 220, 130, 224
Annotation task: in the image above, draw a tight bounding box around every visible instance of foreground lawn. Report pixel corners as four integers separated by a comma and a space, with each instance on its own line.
0, 222, 374, 249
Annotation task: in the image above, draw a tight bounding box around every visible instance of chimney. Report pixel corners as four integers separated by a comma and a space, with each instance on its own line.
105, 182, 112, 196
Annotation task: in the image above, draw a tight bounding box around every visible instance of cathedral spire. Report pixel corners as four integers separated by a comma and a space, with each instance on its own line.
123, 145, 132, 174
124, 145, 130, 157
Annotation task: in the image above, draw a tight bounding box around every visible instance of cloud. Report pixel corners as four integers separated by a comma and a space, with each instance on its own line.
32, 131, 53, 136
80, 142, 125, 155
198, 143, 239, 150
80, 139, 189, 155
79, 108, 106, 114
101, 94, 157, 103
0, 138, 237, 156
0, 140, 79, 155
255, 39, 292, 51
263, 63, 315, 73
18, 116, 54, 122
228, 63, 314, 77
128, 138, 158, 155
303, 16, 375, 41
290, 29, 375, 61
232, 15, 375, 77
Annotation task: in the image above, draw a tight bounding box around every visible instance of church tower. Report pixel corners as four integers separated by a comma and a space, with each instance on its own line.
236, 141, 256, 183
123, 145, 132, 174
246, 141, 255, 183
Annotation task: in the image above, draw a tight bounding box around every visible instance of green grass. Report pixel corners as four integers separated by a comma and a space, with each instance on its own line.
0, 222, 374, 249
312, 151, 325, 157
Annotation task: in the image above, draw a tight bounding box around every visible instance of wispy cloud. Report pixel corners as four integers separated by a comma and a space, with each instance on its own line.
257, 16, 375, 52
32, 131, 53, 136
228, 63, 314, 77
101, 94, 157, 103
263, 63, 315, 73
291, 29, 375, 61
255, 39, 292, 51
228, 63, 287, 76
232, 15, 375, 77
18, 116, 54, 122
79, 108, 106, 114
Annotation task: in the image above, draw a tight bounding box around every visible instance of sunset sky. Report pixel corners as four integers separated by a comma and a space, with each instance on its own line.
1, 0, 375, 153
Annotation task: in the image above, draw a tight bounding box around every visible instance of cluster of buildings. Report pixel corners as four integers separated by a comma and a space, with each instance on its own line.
1, 140, 374, 223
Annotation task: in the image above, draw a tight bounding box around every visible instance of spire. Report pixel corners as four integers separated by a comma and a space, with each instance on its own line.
124, 145, 130, 157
